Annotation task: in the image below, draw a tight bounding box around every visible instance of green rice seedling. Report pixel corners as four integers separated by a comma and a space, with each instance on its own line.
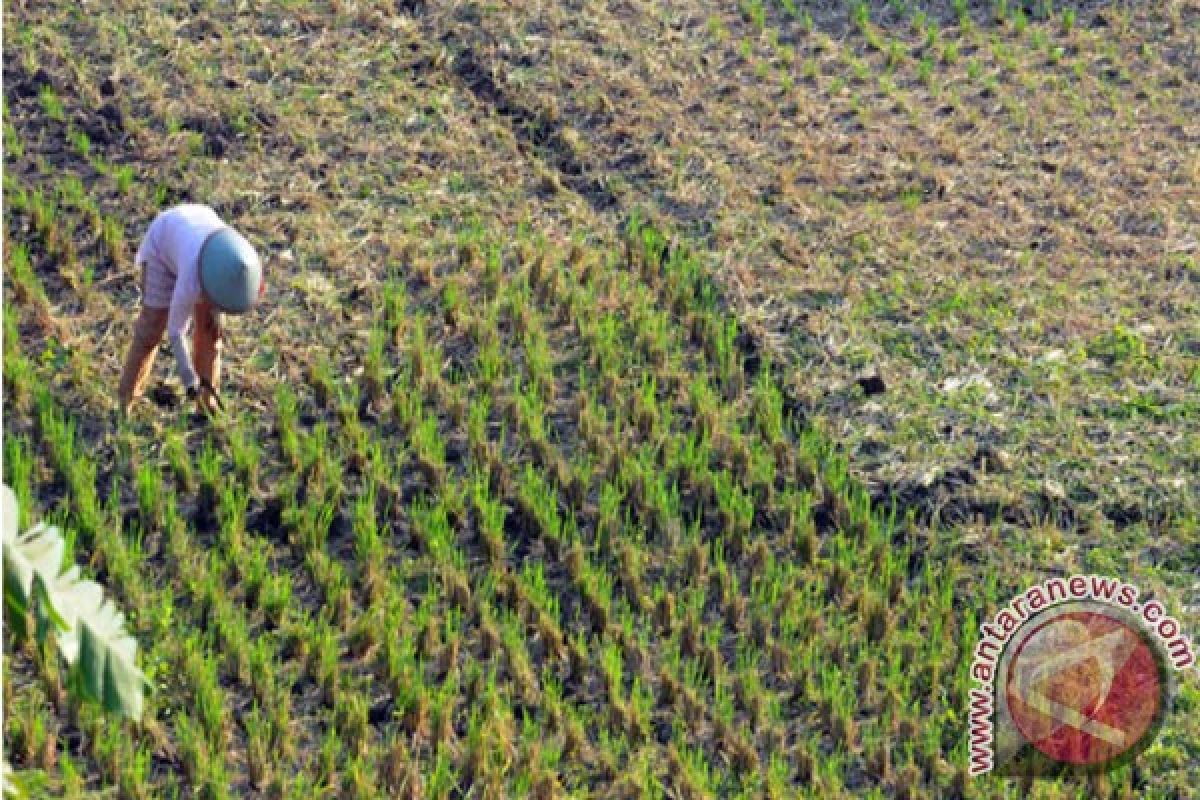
500, 611, 539, 704
342, 414, 374, 474
411, 496, 456, 565
4, 114, 24, 160
574, 371, 607, 445
236, 536, 271, 611
100, 215, 125, 266
307, 354, 338, 408
274, 382, 302, 468
113, 164, 134, 194
1061, 7, 1075, 34
581, 559, 615, 634
2, 328, 36, 417
115, 733, 158, 796
429, 670, 460, 747
345, 752, 382, 800
3, 436, 35, 531
228, 418, 260, 489
708, 316, 743, 398
633, 373, 659, 437
561, 445, 595, 507
175, 709, 229, 792
309, 617, 342, 705
407, 314, 444, 392
514, 379, 549, 453
363, 324, 388, 403
379, 731, 420, 796
352, 485, 386, 595
8, 695, 52, 769
242, 704, 275, 789
687, 372, 723, 444
196, 435, 222, 509
278, 769, 317, 800
217, 483, 250, 558
740, 0, 765, 32
523, 327, 556, 401
586, 311, 622, 374
440, 278, 468, 331
335, 691, 371, 755
260, 570, 293, 628
960, 57, 979, 82
181, 638, 227, 747
474, 335, 503, 392
161, 430, 195, 491
313, 550, 355, 625
470, 467, 506, 565
32, 386, 73, 470
943, 38, 960, 64
213, 597, 252, 682
425, 746, 457, 800
335, 373, 363, 428
676, 423, 714, 495
27, 188, 58, 243
624, 675, 653, 742
600, 640, 625, 706
520, 562, 559, 621
412, 585, 442, 663
712, 470, 754, 554
56, 173, 87, 211
669, 739, 716, 798
6, 243, 47, 308
380, 278, 408, 341
596, 479, 624, 551
289, 485, 336, 554
952, 0, 969, 27
466, 293, 500, 349
134, 459, 165, 531
68, 127, 90, 159
316, 725, 343, 787
38, 83, 64, 121
362, 434, 391, 488
517, 462, 563, 552
391, 378, 422, 435
750, 361, 784, 444
435, 605, 466, 676
411, 413, 447, 487
595, 723, 631, 781
641, 467, 681, 547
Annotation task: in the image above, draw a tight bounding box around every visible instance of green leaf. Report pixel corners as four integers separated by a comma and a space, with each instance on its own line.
1, 484, 148, 720
2, 759, 46, 799
1, 759, 19, 799
1, 488, 64, 610
31, 572, 68, 652
74, 615, 147, 719
3, 591, 28, 640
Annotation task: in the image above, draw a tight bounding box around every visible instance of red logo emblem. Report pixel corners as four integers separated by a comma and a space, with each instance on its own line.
1005, 610, 1165, 766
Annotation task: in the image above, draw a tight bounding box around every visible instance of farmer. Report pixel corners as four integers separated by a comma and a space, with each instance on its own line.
117, 204, 265, 416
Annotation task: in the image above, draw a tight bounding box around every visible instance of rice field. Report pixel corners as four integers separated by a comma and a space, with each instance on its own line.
3, 2, 1197, 798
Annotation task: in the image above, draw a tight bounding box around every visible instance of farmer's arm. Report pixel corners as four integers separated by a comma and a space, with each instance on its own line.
166, 285, 200, 390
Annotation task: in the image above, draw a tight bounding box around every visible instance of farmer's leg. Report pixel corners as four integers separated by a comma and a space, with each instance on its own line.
117, 306, 169, 412
193, 298, 222, 391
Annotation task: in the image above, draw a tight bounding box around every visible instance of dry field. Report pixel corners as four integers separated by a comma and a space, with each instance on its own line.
3, 1, 1197, 798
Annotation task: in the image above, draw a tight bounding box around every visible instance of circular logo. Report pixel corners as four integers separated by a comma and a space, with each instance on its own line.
1004, 609, 1166, 767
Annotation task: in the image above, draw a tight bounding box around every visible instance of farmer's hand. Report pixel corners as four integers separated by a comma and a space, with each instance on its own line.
187, 382, 223, 416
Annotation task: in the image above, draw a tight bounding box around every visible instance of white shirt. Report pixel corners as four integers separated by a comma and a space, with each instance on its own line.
135, 205, 226, 388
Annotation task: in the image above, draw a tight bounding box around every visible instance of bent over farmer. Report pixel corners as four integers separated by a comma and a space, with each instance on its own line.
118, 204, 265, 416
